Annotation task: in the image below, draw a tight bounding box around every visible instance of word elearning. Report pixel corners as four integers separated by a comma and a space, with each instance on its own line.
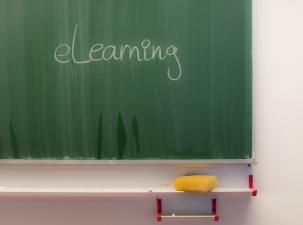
54, 24, 182, 80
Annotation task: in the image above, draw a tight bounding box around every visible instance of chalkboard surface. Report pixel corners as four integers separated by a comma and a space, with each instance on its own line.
0, 0, 252, 160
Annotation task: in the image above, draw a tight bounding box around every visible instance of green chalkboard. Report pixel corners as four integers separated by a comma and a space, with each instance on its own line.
0, 0, 252, 160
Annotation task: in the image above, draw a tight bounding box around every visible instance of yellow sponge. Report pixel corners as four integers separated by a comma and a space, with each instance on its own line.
174, 175, 218, 192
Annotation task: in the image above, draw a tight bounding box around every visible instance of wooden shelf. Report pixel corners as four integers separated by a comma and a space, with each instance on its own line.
0, 187, 256, 197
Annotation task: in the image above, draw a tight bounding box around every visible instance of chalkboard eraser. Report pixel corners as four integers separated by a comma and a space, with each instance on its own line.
174, 175, 218, 193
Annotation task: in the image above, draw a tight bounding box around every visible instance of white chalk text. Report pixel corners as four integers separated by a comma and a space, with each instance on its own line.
54, 24, 182, 81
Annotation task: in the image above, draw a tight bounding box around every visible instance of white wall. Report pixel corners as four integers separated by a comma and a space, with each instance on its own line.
250, 0, 303, 224
1, 0, 303, 224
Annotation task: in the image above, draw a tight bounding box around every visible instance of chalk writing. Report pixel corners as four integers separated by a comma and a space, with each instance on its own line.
54, 24, 182, 81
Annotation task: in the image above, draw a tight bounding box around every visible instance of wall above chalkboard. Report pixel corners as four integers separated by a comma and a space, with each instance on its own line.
0, 0, 252, 160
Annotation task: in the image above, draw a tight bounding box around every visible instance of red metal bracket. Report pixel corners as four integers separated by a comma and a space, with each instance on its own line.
249, 175, 258, 196
214, 215, 220, 222
157, 197, 162, 221
212, 198, 217, 214
212, 198, 220, 221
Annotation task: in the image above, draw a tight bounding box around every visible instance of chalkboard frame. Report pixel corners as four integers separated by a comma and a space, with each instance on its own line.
0, 158, 256, 165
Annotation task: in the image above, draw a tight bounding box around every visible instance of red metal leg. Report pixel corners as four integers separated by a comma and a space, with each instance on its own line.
212, 198, 217, 215
249, 175, 258, 196
212, 198, 219, 221
157, 197, 162, 222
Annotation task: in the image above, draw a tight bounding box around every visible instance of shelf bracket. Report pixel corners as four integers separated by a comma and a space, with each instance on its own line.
249, 174, 258, 196
156, 197, 219, 222
212, 198, 220, 221
157, 197, 162, 222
